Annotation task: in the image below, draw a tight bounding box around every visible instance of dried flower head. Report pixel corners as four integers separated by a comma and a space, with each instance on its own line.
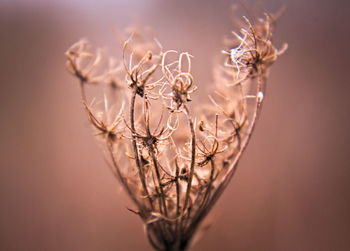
65, 11, 286, 251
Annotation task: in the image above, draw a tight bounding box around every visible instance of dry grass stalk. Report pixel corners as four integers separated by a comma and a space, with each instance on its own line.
65, 12, 286, 251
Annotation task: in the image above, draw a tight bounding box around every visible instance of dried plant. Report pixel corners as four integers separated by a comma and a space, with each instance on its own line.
65, 11, 286, 251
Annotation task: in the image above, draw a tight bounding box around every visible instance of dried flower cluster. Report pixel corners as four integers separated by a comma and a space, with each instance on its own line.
66, 12, 286, 251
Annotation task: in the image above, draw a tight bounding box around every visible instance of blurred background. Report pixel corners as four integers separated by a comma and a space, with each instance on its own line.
0, 0, 349, 250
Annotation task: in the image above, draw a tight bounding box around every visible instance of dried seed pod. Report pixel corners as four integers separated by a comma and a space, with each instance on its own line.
65, 11, 286, 251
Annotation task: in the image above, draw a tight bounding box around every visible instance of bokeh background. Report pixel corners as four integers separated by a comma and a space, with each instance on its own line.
1, 0, 349, 250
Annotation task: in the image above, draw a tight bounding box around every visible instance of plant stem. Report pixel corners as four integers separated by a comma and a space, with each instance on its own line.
130, 86, 153, 209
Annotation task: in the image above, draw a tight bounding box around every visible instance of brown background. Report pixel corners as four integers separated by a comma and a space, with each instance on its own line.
0, 0, 349, 250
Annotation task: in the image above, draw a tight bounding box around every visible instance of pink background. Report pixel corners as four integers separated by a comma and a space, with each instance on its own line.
0, 0, 349, 250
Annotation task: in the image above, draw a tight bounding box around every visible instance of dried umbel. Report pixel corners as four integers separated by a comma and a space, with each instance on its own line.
65, 12, 286, 251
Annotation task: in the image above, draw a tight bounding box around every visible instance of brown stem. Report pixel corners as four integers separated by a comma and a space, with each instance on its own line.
106, 141, 144, 212
174, 158, 181, 238
181, 104, 196, 230
130, 87, 153, 209
149, 146, 168, 216
79, 80, 87, 103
